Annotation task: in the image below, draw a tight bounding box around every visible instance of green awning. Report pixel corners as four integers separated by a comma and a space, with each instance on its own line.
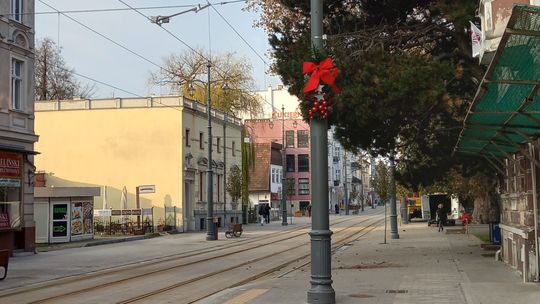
455, 4, 540, 159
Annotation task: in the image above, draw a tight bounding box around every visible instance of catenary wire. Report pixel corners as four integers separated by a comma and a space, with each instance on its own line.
116, 0, 311, 133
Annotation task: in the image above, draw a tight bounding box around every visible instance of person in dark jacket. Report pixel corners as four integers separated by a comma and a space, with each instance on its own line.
264, 204, 271, 223
334, 203, 340, 215
436, 204, 447, 232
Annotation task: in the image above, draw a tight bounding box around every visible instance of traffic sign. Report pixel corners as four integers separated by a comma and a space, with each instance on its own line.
137, 185, 155, 194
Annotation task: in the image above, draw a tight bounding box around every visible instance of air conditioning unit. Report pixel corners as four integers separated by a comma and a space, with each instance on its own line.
477, 0, 536, 64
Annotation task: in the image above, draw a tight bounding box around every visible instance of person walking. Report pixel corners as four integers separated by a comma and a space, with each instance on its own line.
307, 204, 312, 217
334, 203, 340, 215
436, 204, 447, 232
264, 204, 271, 224
258, 205, 265, 226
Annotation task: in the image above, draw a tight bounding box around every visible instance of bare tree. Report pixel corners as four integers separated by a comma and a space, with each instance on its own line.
149, 48, 263, 118
35, 38, 95, 101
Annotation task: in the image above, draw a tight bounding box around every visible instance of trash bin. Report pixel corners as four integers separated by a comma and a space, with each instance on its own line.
213, 217, 219, 240
490, 223, 501, 245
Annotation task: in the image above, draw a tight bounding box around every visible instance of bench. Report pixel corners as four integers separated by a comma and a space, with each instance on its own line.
0, 249, 9, 280
225, 224, 243, 238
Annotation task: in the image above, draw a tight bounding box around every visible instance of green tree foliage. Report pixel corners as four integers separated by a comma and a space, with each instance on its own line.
150, 49, 263, 118
226, 165, 242, 206
241, 128, 255, 208
371, 161, 391, 204
247, 0, 489, 191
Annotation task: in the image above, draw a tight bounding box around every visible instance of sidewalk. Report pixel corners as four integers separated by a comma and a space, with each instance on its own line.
202, 221, 540, 304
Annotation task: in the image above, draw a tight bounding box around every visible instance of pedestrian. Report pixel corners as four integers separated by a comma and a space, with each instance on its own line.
436, 204, 447, 232
265, 204, 271, 224
258, 205, 265, 226
334, 203, 340, 215
307, 204, 312, 217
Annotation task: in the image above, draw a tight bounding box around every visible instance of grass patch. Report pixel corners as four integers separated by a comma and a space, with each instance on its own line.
473, 233, 490, 243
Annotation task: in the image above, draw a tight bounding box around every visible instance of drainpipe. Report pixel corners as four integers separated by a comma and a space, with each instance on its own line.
529, 143, 539, 282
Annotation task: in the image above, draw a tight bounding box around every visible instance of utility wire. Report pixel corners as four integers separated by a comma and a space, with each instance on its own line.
39, 0, 171, 74
117, 0, 289, 121
208, 2, 269, 66
4, 1, 245, 15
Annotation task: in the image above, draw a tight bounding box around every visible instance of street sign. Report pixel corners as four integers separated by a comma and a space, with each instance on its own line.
137, 185, 155, 194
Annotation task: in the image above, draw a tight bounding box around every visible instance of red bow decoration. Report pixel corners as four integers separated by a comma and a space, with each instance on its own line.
303, 58, 340, 95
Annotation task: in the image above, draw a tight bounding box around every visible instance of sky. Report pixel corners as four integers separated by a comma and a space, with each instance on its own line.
34, 0, 281, 98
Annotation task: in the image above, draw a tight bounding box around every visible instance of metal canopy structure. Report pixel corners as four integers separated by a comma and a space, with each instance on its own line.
455, 5, 540, 159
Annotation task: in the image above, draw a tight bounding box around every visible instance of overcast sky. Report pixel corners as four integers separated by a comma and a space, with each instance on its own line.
35, 0, 281, 98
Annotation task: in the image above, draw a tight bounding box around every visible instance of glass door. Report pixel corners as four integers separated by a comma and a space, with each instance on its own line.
50, 201, 70, 243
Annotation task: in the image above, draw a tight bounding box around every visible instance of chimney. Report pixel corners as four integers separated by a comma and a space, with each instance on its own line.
277, 84, 284, 90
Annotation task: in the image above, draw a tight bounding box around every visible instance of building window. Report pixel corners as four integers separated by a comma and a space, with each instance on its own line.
335, 169, 341, 181
11, 58, 23, 110
298, 154, 309, 172
217, 137, 221, 153
272, 168, 276, 183
199, 172, 204, 201
286, 130, 295, 148
232, 141, 236, 156
199, 132, 204, 150
185, 129, 191, 147
298, 178, 310, 195
217, 175, 221, 202
297, 130, 309, 148
11, 0, 23, 23
286, 154, 295, 172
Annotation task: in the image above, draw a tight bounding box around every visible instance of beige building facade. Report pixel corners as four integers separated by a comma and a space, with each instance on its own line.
0, 0, 38, 252
34, 96, 242, 232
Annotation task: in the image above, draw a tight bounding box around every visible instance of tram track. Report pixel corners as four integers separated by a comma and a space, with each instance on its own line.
0, 212, 383, 303
116, 214, 385, 304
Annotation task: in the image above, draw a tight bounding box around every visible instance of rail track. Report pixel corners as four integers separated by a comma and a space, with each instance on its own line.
0, 211, 384, 304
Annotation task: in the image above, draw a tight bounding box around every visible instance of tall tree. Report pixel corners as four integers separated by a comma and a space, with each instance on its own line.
247, 0, 487, 190
371, 161, 391, 204
35, 38, 94, 100
150, 49, 263, 118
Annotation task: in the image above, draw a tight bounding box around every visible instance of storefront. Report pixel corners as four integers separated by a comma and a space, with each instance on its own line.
34, 187, 100, 243
0, 151, 24, 250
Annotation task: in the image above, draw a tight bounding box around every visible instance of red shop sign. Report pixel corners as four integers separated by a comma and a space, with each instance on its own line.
0, 151, 22, 178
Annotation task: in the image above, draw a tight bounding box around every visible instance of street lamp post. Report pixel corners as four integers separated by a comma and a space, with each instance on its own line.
281, 105, 288, 226
205, 60, 217, 241
308, 0, 335, 303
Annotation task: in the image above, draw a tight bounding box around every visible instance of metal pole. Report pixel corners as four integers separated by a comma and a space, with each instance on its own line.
136, 186, 140, 228
223, 115, 227, 225
389, 154, 399, 239
206, 60, 216, 241
307, 1, 335, 303
360, 160, 364, 212
281, 105, 288, 226
529, 143, 539, 282
344, 151, 349, 215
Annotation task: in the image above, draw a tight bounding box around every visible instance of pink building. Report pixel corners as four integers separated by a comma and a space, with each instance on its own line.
245, 117, 311, 215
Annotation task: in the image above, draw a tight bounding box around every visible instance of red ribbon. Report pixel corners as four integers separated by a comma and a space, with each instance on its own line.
303, 58, 340, 95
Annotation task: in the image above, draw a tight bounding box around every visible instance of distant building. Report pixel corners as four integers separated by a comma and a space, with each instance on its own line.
0, 1, 38, 253
34, 96, 243, 233
248, 142, 283, 220
245, 117, 311, 215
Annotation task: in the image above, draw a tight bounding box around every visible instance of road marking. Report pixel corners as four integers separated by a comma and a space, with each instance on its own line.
223, 289, 269, 304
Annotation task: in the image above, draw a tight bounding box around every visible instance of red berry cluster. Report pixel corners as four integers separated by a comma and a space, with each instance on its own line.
308, 99, 331, 120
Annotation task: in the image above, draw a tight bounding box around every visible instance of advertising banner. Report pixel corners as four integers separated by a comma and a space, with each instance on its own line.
0, 152, 22, 179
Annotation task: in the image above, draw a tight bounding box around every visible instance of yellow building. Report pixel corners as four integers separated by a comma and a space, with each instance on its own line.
34, 96, 243, 232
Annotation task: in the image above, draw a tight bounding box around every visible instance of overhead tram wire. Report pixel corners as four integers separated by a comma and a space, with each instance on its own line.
39, 0, 167, 73
115, 0, 310, 132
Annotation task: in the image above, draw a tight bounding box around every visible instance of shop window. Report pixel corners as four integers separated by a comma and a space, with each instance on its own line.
0, 188, 21, 229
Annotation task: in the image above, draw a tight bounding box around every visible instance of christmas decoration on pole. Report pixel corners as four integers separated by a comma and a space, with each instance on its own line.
302, 57, 340, 121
